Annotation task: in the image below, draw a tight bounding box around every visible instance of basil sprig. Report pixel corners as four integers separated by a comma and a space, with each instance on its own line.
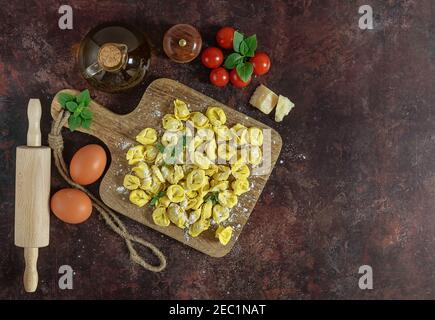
150, 191, 166, 206
203, 191, 219, 205
224, 31, 257, 82
58, 89, 93, 131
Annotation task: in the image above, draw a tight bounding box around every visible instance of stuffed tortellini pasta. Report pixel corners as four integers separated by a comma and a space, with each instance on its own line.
152, 207, 170, 226
206, 106, 226, 126
173, 99, 190, 120
136, 128, 157, 145
215, 225, 233, 245
124, 98, 264, 246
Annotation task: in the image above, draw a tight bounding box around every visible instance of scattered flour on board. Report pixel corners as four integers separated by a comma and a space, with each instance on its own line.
151, 109, 162, 118
116, 140, 132, 150
116, 186, 128, 194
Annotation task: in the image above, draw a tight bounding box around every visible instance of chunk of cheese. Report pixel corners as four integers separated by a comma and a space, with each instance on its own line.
249, 84, 278, 114
274, 95, 294, 122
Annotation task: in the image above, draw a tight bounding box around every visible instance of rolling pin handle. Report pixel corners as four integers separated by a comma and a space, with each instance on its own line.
27, 99, 42, 147
23, 247, 39, 293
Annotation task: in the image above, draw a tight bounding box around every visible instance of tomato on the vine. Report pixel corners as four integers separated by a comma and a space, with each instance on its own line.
250, 52, 271, 76
201, 47, 224, 69
230, 69, 251, 88
216, 27, 235, 49
210, 68, 229, 87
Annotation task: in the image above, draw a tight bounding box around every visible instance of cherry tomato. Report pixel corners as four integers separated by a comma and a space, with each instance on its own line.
201, 47, 224, 69
216, 27, 235, 49
210, 67, 229, 87
250, 52, 271, 76
230, 69, 251, 88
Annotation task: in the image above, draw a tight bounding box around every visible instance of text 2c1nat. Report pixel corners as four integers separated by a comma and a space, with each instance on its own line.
169, 304, 266, 317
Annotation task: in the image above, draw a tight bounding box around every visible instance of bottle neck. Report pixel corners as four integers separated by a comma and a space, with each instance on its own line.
97, 43, 128, 72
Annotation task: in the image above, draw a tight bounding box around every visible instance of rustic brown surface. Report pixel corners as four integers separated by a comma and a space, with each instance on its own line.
51, 80, 282, 258
1, 0, 435, 299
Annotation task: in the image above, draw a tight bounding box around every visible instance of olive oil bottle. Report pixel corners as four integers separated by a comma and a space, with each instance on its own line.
78, 22, 152, 93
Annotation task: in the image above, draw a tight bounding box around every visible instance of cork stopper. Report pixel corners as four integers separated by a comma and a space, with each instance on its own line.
97, 43, 127, 71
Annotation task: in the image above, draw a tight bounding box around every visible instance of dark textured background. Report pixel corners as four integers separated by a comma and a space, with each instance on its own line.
1, 0, 435, 299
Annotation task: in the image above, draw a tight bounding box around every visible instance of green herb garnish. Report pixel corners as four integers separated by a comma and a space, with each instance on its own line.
58, 89, 93, 131
150, 191, 166, 206
156, 142, 165, 153
224, 31, 257, 82
203, 191, 219, 205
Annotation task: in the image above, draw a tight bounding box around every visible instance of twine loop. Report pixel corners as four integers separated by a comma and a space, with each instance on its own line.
49, 109, 167, 272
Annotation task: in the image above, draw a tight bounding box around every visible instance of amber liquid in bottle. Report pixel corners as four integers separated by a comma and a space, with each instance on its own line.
78, 22, 152, 93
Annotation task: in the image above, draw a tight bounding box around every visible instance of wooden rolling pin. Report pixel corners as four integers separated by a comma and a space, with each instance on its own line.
14, 99, 51, 292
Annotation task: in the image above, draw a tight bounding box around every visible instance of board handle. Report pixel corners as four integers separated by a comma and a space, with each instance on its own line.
27, 99, 42, 147
51, 89, 123, 147
23, 247, 38, 293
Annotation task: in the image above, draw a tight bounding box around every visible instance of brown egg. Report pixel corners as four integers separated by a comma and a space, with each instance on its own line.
70, 144, 107, 185
50, 188, 93, 224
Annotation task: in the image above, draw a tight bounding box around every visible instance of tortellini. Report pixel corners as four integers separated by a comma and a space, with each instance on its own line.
232, 179, 250, 195
215, 225, 233, 245
161, 131, 179, 146
214, 125, 232, 141
247, 127, 263, 146
190, 112, 210, 128
167, 203, 187, 228
212, 204, 230, 223
187, 169, 207, 191
166, 184, 185, 203
189, 218, 210, 237
136, 128, 157, 145
126, 145, 144, 165
231, 163, 250, 180
123, 174, 141, 190
248, 146, 263, 165
217, 143, 237, 161
231, 124, 248, 145
206, 106, 226, 126
123, 98, 265, 246
213, 165, 231, 181
161, 164, 184, 184
143, 145, 158, 163
218, 190, 238, 208
163, 114, 183, 131
129, 189, 150, 207
152, 207, 170, 226
173, 99, 190, 120
197, 128, 214, 141
132, 162, 150, 179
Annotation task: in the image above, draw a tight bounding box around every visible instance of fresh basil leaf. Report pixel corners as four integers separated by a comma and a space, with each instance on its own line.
244, 34, 257, 57
233, 30, 244, 52
73, 108, 82, 118
65, 101, 78, 112
58, 93, 75, 107
182, 135, 187, 147
203, 191, 219, 204
224, 53, 243, 69
150, 197, 158, 206
156, 143, 165, 153
150, 191, 166, 206
76, 89, 91, 106
81, 108, 93, 120
81, 118, 91, 129
68, 115, 82, 132
236, 62, 254, 83
239, 40, 250, 56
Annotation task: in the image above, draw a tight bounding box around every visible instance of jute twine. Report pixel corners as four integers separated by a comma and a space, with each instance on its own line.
48, 109, 167, 272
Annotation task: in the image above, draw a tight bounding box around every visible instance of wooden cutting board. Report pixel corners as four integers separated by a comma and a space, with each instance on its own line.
51, 78, 282, 257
